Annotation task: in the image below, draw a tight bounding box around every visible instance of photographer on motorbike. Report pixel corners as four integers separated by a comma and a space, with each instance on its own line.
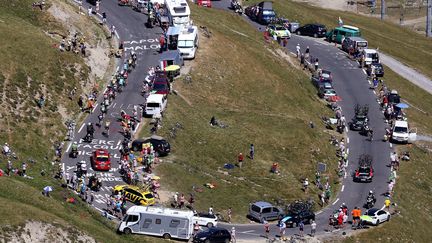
86, 122, 95, 141
71, 142, 78, 157
366, 190, 376, 208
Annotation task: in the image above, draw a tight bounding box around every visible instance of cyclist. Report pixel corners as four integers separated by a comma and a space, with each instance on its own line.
104, 120, 111, 136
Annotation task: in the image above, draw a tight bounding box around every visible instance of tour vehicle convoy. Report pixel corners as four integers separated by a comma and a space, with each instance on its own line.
326, 25, 361, 44
118, 206, 194, 240
145, 93, 167, 117
165, 0, 191, 27
177, 25, 199, 59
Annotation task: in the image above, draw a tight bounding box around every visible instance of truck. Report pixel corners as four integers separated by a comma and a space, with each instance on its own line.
118, 206, 194, 240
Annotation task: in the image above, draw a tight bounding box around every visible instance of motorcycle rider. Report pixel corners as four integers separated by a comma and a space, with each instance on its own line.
86, 122, 95, 141
71, 142, 78, 157
367, 190, 376, 207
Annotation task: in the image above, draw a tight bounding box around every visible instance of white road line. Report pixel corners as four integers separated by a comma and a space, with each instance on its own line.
92, 103, 99, 113
345, 127, 348, 132
368, 80, 371, 85
390, 143, 393, 148
344, 171, 347, 178
347, 137, 350, 144
362, 69, 366, 75
103, 87, 108, 93
66, 142, 72, 153
78, 123, 85, 133
332, 198, 340, 205
346, 148, 350, 155
241, 230, 255, 233
133, 122, 140, 134
97, 12, 103, 17
373, 90, 377, 95
316, 210, 323, 215
380, 205, 386, 210
239, 231, 261, 236
115, 30, 120, 39
341, 185, 345, 192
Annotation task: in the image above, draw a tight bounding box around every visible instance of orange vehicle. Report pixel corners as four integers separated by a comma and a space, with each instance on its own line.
196, 0, 212, 8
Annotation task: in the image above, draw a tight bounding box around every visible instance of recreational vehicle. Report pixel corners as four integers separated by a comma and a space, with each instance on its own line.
165, 0, 191, 27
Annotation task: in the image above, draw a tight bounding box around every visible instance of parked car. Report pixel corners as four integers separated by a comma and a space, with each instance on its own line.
341, 36, 368, 54
366, 63, 384, 77
193, 212, 218, 227
387, 90, 401, 105
193, 227, 231, 243
151, 78, 170, 95
318, 86, 336, 99
248, 201, 284, 222
131, 135, 171, 156
113, 185, 155, 206
295, 24, 327, 38
391, 120, 416, 143
312, 70, 332, 87
196, 0, 211, 8
91, 149, 111, 171
280, 209, 315, 228
361, 48, 380, 66
362, 208, 390, 226
266, 24, 291, 39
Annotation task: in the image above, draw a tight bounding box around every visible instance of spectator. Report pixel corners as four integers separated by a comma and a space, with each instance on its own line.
230, 227, 236, 243
88, 6, 92, 16
279, 220, 286, 241
227, 207, 232, 223
299, 221, 304, 237
249, 144, 255, 160
209, 206, 214, 215
21, 162, 27, 176
384, 197, 391, 212
102, 12, 107, 24
237, 153, 244, 168
264, 220, 270, 238
314, 58, 319, 71
310, 220, 316, 237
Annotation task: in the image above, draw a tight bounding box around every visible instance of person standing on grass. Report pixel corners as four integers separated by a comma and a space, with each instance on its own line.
249, 144, 255, 160
227, 207, 232, 223
296, 43, 301, 58
88, 6, 92, 16
21, 162, 27, 176
384, 197, 391, 212
237, 153, 244, 168
209, 206, 214, 215
299, 221, 304, 237
310, 220, 316, 237
6, 160, 12, 176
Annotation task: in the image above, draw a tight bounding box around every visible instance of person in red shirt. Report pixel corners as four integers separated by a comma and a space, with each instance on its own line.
159, 35, 165, 53
238, 153, 244, 168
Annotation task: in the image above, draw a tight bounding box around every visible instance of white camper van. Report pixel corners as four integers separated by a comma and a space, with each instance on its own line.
145, 94, 167, 117
177, 25, 199, 59
118, 206, 194, 240
165, 0, 190, 27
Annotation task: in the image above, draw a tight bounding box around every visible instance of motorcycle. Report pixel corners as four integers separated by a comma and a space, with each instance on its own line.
84, 133, 93, 143
365, 196, 376, 209
147, 11, 155, 28
231, 0, 243, 14
69, 147, 78, 158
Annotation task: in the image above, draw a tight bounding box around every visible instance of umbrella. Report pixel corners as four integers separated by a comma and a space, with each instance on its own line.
152, 175, 160, 180
44, 186, 53, 192
395, 103, 409, 109
165, 65, 180, 72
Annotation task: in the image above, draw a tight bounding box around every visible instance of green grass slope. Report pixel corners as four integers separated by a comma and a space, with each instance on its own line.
148, 6, 340, 222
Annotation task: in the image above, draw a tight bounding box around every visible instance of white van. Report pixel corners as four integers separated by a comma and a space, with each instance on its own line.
145, 94, 167, 117
361, 49, 380, 66
391, 120, 416, 143
177, 25, 199, 59
165, 0, 190, 27
118, 206, 194, 240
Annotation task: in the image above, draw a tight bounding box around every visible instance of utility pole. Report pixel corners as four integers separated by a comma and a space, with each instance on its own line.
381, 0, 386, 20
427, 0, 432, 37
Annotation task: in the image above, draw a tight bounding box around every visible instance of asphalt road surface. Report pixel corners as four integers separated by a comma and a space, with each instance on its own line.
62, 0, 394, 240
62, 0, 162, 211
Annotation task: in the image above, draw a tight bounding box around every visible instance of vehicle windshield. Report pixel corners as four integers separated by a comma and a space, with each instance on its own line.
262, 10, 275, 16
394, 126, 408, 133
367, 210, 377, 216
357, 42, 367, 47
153, 83, 167, 90
325, 89, 336, 94
178, 40, 194, 48
96, 156, 109, 161
145, 193, 154, 199
321, 72, 331, 79
275, 26, 286, 31
173, 16, 189, 25
147, 103, 160, 108
358, 167, 370, 174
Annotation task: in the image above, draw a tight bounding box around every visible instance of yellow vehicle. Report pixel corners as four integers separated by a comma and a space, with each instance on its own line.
113, 185, 155, 206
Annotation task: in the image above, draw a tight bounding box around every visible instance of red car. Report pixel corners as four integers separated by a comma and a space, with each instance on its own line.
151, 77, 170, 95
196, 0, 212, 8
91, 149, 111, 171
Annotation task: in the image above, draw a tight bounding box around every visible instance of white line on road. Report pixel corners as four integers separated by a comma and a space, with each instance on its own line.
239, 231, 261, 236
344, 171, 347, 178
347, 137, 350, 144
92, 103, 99, 113
66, 142, 72, 153
241, 230, 255, 233
78, 123, 85, 133
103, 87, 108, 94
332, 198, 340, 205
390, 143, 393, 148
362, 69, 366, 75
115, 30, 120, 39
380, 205, 386, 210
373, 90, 377, 95
345, 126, 348, 132
346, 148, 350, 155
341, 185, 345, 192
97, 12, 103, 18
316, 210, 323, 215
368, 80, 371, 85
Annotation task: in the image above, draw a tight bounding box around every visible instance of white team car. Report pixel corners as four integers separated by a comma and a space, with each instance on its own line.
193, 212, 218, 228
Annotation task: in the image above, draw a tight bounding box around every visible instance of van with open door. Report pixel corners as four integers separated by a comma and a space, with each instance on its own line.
391, 120, 417, 144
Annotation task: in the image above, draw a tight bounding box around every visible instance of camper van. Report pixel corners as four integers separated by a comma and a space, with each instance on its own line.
145, 94, 167, 117
177, 25, 199, 59
165, 0, 191, 27
118, 206, 194, 240
326, 25, 361, 44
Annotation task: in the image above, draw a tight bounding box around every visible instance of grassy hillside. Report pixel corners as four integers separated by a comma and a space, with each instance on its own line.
149, 5, 340, 222
245, 0, 432, 79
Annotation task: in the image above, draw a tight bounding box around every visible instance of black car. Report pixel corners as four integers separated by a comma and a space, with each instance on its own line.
131, 135, 171, 156
193, 227, 231, 243
280, 210, 315, 228
295, 24, 327, 38
349, 115, 368, 131
354, 154, 373, 182
366, 63, 384, 77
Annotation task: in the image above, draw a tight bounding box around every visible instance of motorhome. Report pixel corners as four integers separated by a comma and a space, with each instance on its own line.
165, 0, 191, 27
177, 25, 199, 59
118, 206, 194, 240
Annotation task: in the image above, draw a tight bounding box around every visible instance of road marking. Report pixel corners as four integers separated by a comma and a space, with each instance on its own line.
344, 171, 347, 178
92, 103, 99, 113
347, 137, 350, 144
241, 230, 255, 233
390, 143, 393, 148
341, 185, 345, 192
346, 148, 350, 155
332, 198, 340, 205
316, 210, 323, 215
78, 123, 85, 133
345, 127, 348, 132
66, 142, 72, 153
103, 87, 108, 94
368, 80, 371, 85
373, 90, 377, 95
362, 69, 366, 75
380, 205, 386, 210
115, 30, 120, 39
239, 231, 261, 236
97, 12, 103, 18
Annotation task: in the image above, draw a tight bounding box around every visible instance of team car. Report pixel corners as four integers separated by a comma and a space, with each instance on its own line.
266, 24, 291, 39
361, 208, 391, 226
113, 185, 155, 206
193, 212, 218, 228
91, 149, 111, 171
